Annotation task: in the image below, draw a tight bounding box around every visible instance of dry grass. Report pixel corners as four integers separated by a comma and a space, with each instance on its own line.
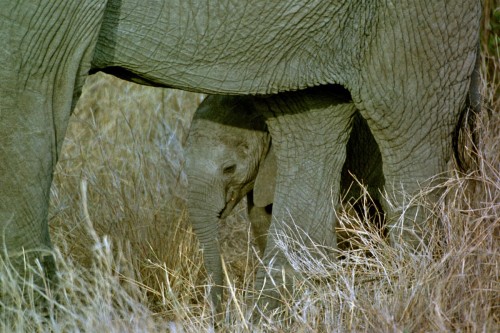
1, 7, 499, 331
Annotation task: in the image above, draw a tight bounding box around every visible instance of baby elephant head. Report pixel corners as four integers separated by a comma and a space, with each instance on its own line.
186, 95, 273, 220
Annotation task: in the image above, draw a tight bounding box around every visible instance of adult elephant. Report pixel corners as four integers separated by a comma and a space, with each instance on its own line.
0, 0, 480, 310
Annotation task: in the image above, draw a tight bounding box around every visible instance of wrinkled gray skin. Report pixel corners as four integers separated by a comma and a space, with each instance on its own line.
186, 93, 384, 311
0, 0, 481, 312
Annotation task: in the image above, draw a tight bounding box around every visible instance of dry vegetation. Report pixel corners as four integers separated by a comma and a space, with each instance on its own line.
1, 6, 499, 332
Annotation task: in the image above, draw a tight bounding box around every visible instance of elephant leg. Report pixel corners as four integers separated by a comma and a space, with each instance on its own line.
0, 77, 65, 294
354, 2, 480, 249
0, 1, 106, 297
367, 122, 454, 248
359, 95, 466, 248
358, 56, 479, 249
254, 86, 356, 309
0, 103, 57, 288
247, 192, 272, 256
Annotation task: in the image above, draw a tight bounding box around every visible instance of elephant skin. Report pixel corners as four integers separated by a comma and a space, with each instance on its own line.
0, 0, 481, 313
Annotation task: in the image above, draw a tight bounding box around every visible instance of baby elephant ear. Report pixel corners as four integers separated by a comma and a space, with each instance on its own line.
254, 145, 277, 207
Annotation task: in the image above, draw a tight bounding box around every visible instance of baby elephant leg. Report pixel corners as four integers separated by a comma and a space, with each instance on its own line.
247, 191, 272, 256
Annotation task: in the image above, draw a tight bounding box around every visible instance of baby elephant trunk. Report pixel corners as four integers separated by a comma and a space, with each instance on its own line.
187, 177, 226, 310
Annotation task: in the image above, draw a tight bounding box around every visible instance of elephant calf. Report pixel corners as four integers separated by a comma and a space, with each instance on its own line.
185, 95, 276, 310
185, 93, 385, 311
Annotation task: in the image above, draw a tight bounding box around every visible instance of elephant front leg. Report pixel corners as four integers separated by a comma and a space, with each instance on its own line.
0, 0, 107, 302
254, 86, 356, 309
0, 91, 59, 297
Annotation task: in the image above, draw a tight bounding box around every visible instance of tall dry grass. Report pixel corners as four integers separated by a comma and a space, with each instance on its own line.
1, 6, 499, 331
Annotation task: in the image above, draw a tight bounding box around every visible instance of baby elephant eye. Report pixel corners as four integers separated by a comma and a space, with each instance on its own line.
223, 165, 237, 175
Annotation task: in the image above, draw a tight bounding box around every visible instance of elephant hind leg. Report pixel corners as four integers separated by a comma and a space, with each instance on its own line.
360, 107, 457, 249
